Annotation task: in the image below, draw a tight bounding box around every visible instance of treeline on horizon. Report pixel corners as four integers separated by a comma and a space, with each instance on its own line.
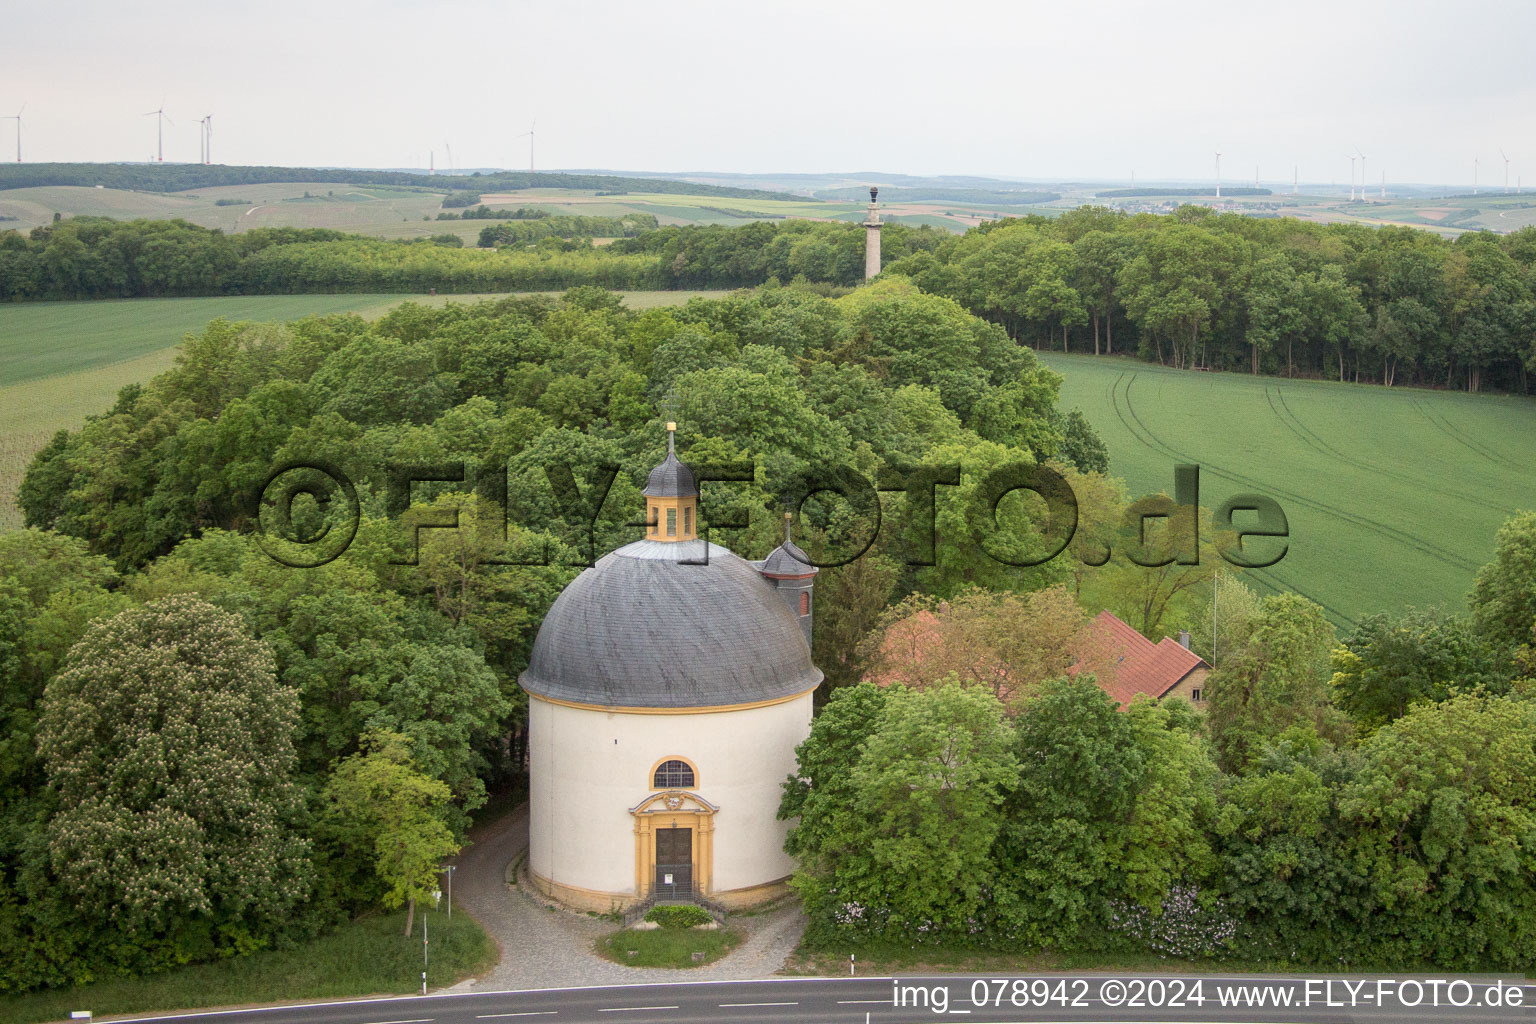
0, 216, 947, 298
4, 206, 1536, 393
889, 206, 1536, 393
0, 162, 803, 201
474, 213, 657, 245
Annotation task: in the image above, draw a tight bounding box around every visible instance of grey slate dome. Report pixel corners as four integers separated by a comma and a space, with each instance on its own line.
644, 451, 696, 498
520, 539, 823, 709
756, 540, 817, 578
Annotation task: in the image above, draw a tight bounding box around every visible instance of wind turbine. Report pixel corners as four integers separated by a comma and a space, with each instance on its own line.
1501, 149, 1511, 193
2, 103, 21, 163
1347, 154, 1357, 200
518, 119, 536, 175
1473, 156, 1479, 194
1293, 165, 1299, 195
1214, 151, 1221, 198
199, 115, 212, 165
444, 141, 454, 172
143, 104, 172, 162
1356, 147, 1366, 200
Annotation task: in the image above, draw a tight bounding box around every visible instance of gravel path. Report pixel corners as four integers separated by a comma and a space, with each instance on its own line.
446, 802, 808, 991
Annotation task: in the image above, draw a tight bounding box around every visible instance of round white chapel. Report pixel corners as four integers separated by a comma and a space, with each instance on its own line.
520, 425, 822, 912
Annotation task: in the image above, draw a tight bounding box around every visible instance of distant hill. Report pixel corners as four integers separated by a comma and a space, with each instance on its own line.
0, 164, 803, 202
812, 186, 1060, 205
1095, 186, 1273, 198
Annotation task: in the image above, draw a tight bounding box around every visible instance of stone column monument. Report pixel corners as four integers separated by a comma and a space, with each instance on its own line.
863, 186, 882, 280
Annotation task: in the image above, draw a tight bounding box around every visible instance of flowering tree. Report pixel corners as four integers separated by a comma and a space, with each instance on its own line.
37, 595, 311, 956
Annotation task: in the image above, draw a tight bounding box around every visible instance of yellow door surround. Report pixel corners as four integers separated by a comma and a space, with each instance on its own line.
630, 790, 717, 899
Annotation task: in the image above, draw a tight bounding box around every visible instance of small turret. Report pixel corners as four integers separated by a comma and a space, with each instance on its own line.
755, 512, 818, 650
643, 422, 698, 542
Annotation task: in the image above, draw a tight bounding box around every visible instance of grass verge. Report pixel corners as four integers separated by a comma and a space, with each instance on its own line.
0, 907, 495, 1024
596, 926, 743, 969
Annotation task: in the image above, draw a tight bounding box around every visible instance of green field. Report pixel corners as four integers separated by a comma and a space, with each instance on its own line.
0, 181, 994, 239
1040, 352, 1536, 627
0, 291, 730, 529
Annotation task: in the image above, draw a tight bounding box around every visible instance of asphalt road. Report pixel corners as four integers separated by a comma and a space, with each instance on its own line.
103, 975, 1536, 1024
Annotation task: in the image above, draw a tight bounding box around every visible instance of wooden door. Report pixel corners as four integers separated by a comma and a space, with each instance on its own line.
653, 827, 693, 896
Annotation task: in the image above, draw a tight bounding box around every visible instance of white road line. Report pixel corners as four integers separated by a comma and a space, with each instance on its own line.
475, 1014, 557, 1019
717, 1002, 798, 1007
596, 1009, 678, 1014
359, 1019, 433, 1024
836, 1000, 890, 1004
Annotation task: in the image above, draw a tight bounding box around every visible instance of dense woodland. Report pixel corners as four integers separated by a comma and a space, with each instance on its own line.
4, 196, 1536, 989
3, 282, 1116, 991
0, 217, 944, 300
783, 535, 1536, 968
890, 207, 1536, 393
4, 207, 1536, 392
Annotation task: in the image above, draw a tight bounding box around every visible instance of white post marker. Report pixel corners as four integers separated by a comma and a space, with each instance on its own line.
849, 953, 855, 976
71, 1014, 92, 1020
421, 971, 427, 996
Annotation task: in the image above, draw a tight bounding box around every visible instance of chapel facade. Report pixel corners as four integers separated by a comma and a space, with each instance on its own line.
519, 425, 821, 911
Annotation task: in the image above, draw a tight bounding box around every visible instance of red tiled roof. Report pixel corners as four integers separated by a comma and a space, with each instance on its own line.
1084, 610, 1209, 709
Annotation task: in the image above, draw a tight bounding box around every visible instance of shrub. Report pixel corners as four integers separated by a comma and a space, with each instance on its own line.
645, 904, 712, 929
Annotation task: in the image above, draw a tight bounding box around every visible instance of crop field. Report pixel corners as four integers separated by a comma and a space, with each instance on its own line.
1040, 352, 1536, 628
0, 182, 998, 238
0, 290, 729, 529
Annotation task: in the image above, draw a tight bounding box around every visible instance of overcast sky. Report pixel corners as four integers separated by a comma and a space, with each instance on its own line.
4, 0, 1532, 187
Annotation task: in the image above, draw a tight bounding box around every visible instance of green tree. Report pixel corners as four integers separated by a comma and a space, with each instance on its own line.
36, 595, 311, 959
320, 732, 459, 935
1215, 733, 1366, 962
785, 682, 1016, 942
1469, 510, 1536, 654
780, 682, 890, 869
1342, 693, 1536, 968
1330, 609, 1505, 732
1204, 593, 1345, 771
994, 676, 1144, 946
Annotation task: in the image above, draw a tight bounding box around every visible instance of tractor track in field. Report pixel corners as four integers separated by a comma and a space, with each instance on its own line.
1106, 373, 1357, 627
1105, 368, 1474, 626
1413, 399, 1529, 472
1265, 388, 1511, 516
1116, 373, 1474, 573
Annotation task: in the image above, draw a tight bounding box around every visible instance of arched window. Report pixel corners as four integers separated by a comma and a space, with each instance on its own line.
652, 758, 695, 789
800, 591, 810, 616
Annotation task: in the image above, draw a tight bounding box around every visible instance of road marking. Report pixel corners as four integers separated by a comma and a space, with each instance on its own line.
476, 1014, 557, 1019
597, 1009, 678, 1014
360, 1019, 433, 1024
718, 1002, 798, 1007
837, 1000, 890, 1004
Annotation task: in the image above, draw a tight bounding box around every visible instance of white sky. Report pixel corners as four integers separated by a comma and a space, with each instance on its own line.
3, 0, 1532, 187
